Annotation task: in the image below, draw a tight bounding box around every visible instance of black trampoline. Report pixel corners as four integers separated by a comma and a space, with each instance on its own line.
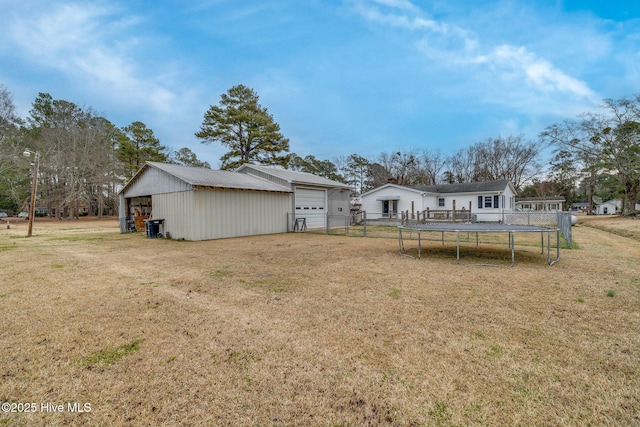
398, 223, 561, 266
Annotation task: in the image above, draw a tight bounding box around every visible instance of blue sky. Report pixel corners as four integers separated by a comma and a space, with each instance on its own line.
1, 0, 639, 168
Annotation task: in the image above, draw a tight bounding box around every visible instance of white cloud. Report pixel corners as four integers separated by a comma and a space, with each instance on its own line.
486, 45, 598, 100
10, 4, 118, 61
370, 0, 417, 11
352, 0, 450, 34
7, 2, 178, 114
352, 0, 600, 108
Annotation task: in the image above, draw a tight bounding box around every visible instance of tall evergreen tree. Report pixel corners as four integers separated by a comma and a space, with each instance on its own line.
288, 153, 343, 181
170, 147, 211, 169
117, 121, 167, 179
196, 84, 290, 170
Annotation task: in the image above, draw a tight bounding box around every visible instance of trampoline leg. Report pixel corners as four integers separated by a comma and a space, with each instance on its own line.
456, 231, 460, 264
547, 230, 561, 265
541, 232, 544, 254
418, 229, 421, 259
510, 232, 515, 267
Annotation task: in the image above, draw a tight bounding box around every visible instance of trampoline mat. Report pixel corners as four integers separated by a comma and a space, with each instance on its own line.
400, 223, 557, 233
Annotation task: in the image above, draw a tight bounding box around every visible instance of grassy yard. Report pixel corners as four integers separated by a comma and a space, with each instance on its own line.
0, 216, 639, 426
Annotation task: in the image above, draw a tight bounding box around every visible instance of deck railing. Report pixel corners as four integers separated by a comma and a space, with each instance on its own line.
401, 209, 474, 225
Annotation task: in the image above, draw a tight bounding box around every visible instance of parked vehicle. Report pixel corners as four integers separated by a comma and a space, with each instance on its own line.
18, 212, 29, 218
0, 212, 7, 218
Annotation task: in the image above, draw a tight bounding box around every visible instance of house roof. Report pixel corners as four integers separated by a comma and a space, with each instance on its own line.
598, 199, 621, 207
414, 179, 513, 194
596, 199, 640, 210
237, 164, 350, 189
515, 196, 566, 202
360, 179, 515, 199
359, 183, 425, 198
120, 162, 293, 194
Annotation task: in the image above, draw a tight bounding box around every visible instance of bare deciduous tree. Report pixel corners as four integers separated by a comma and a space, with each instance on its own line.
445, 135, 544, 191
542, 95, 640, 216
26, 93, 124, 218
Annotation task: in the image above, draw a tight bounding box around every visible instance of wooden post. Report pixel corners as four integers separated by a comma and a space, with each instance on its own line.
453, 200, 456, 222
411, 201, 415, 219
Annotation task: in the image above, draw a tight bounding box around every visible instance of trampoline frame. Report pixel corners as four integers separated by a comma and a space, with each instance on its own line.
398, 223, 561, 267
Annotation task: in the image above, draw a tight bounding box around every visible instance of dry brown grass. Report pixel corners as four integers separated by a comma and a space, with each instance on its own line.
578, 214, 640, 242
1, 216, 639, 426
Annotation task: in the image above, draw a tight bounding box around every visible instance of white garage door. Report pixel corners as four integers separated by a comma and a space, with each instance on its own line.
295, 188, 326, 229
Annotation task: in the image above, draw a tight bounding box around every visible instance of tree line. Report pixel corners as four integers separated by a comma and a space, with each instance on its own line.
198, 85, 639, 215
1, 83, 639, 217
195, 86, 546, 193
540, 96, 640, 216
0, 89, 208, 217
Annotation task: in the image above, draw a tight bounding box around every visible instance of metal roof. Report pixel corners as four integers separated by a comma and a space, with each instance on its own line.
237, 164, 350, 189
413, 179, 513, 194
124, 162, 292, 193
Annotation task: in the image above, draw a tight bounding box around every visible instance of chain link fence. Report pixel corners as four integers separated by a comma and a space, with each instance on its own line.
301, 210, 573, 248
501, 211, 572, 247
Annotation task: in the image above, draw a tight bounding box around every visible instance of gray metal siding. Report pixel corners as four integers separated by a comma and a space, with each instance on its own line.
237, 164, 350, 189
239, 168, 290, 188
123, 167, 191, 197
327, 187, 350, 215
153, 188, 289, 241
148, 162, 292, 192
151, 191, 195, 240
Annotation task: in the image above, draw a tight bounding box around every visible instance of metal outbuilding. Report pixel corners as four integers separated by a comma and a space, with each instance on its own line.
236, 164, 351, 230
118, 162, 293, 241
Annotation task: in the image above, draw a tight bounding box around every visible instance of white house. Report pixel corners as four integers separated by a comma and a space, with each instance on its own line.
359, 179, 517, 222
515, 197, 566, 211
595, 199, 640, 215
595, 200, 620, 215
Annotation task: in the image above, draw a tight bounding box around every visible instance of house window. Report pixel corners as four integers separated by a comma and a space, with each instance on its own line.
438, 198, 445, 207
479, 195, 500, 209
